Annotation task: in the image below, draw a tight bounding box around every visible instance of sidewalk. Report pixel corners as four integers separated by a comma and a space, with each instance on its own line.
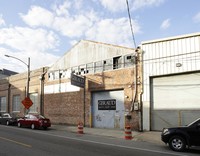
51, 125, 163, 145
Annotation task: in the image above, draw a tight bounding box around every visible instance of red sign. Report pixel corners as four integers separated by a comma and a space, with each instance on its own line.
22, 97, 33, 109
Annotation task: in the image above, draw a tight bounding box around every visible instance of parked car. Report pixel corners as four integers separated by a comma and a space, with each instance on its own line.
161, 118, 200, 152
0, 113, 18, 126
17, 114, 51, 130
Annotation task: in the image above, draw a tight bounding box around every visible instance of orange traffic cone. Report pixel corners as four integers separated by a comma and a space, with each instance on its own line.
124, 125, 132, 140
77, 122, 84, 134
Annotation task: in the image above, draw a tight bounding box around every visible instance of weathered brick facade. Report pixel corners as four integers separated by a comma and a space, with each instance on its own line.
44, 66, 141, 130
0, 67, 48, 117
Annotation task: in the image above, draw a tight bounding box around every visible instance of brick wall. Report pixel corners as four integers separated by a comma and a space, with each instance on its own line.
44, 67, 141, 130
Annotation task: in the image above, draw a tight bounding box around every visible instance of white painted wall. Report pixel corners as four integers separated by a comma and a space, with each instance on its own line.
141, 32, 200, 130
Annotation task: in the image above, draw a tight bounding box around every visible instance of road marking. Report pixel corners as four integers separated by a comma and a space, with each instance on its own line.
1, 126, 188, 156
48, 135, 188, 156
0, 136, 32, 148
31, 131, 188, 156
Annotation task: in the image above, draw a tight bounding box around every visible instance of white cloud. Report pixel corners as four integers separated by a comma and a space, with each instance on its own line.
160, 18, 170, 30
99, 0, 126, 12
99, 0, 165, 12
52, 1, 71, 16
20, 4, 96, 38
20, 6, 54, 27
0, 27, 60, 72
73, 0, 84, 10
132, 0, 165, 11
0, 14, 6, 26
193, 12, 200, 23
0, 27, 59, 51
85, 17, 141, 47
53, 14, 93, 38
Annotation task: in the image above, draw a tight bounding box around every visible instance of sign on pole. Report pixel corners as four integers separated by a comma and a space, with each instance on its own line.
71, 73, 85, 88
22, 97, 33, 109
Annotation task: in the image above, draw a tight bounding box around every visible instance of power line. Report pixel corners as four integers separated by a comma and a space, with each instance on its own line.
126, 0, 137, 48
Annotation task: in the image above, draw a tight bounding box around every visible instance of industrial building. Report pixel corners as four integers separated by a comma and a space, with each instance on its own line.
142, 32, 200, 131
44, 40, 143, 130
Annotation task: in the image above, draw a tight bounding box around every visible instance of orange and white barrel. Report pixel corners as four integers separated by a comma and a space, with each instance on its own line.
77, 122, 84, 134
124, 125, 132, 140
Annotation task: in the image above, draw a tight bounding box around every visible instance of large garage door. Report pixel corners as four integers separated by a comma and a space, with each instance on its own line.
151, 73, 200, 131
92, 90, 125, 129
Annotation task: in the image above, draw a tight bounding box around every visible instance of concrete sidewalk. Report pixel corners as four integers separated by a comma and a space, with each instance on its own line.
51, 125, 163, 145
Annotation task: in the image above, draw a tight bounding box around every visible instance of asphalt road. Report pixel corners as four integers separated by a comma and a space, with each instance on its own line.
0, 125, 199, 156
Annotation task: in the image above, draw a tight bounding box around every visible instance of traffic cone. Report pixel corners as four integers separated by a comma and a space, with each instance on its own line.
124, 125, 132, 140
77, 122, 84, 134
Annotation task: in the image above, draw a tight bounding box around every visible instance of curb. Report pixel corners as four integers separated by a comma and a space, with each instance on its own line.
51, 125, 163, 145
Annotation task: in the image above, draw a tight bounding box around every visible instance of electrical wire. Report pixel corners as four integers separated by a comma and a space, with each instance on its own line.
126, 0, 137, 48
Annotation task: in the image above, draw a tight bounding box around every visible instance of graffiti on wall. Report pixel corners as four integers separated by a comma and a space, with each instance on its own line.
95, 114, 102, 122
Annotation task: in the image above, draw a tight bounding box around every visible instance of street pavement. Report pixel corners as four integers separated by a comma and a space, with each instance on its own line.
51, 125, 163, 145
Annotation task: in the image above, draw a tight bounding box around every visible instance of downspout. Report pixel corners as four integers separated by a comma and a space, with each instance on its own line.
137, 47, 144, 132
130, 47, 143, 132
83, 75, 86, 127
7, 83, 11, 113
131, 52, 138, 112
40, 68, 47, 115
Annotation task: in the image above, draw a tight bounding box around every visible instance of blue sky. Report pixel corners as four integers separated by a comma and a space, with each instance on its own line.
0, 0, 200, 72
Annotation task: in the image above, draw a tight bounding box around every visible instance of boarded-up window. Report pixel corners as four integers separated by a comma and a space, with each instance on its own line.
12, 95, 20, 112
0, 96, 6, 112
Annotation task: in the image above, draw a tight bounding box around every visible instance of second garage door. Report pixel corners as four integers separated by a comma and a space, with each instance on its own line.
151, 73, 200, 131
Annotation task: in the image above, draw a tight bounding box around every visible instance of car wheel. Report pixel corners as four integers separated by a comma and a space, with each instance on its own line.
17, 122, 21, 127
31, 124, 35, 130
6, 121, 10, 126
169, 135, 186, 152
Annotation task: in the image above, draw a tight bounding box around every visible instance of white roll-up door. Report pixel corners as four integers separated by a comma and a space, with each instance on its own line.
151, 73, 200, 131
92, 90, 125, 129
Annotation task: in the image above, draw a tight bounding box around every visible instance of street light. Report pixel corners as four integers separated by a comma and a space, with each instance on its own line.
5, 55, 30, 98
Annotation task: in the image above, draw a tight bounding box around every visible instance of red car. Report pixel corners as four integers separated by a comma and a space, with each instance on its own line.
17, 114, 51, 130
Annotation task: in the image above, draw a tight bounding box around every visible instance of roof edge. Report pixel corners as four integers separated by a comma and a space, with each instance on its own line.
141, 32, 200, 45
81, 40, 135, 50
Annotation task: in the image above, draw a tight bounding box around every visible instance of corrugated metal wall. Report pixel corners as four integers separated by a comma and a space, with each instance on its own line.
143, 33, 200, 101
141, 32, 200, 130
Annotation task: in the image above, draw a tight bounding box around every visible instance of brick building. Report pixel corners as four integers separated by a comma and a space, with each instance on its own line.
0, 67, 48, 117
0, 40, 143, 131
44, 40, 143, 130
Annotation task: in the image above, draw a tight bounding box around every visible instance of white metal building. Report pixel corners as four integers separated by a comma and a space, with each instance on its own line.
141, 32, 200, 131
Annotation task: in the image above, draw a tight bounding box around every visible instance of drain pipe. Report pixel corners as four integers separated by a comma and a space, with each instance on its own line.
137, 47, 143, 132
7, 83, 11, 113
130, 47, 143, 132
39, 68, 47, 115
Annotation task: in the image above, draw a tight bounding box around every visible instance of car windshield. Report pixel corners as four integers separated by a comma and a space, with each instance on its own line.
25, 114, 46, 119
187, 118, 200, 127
35, 115, 45, 119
